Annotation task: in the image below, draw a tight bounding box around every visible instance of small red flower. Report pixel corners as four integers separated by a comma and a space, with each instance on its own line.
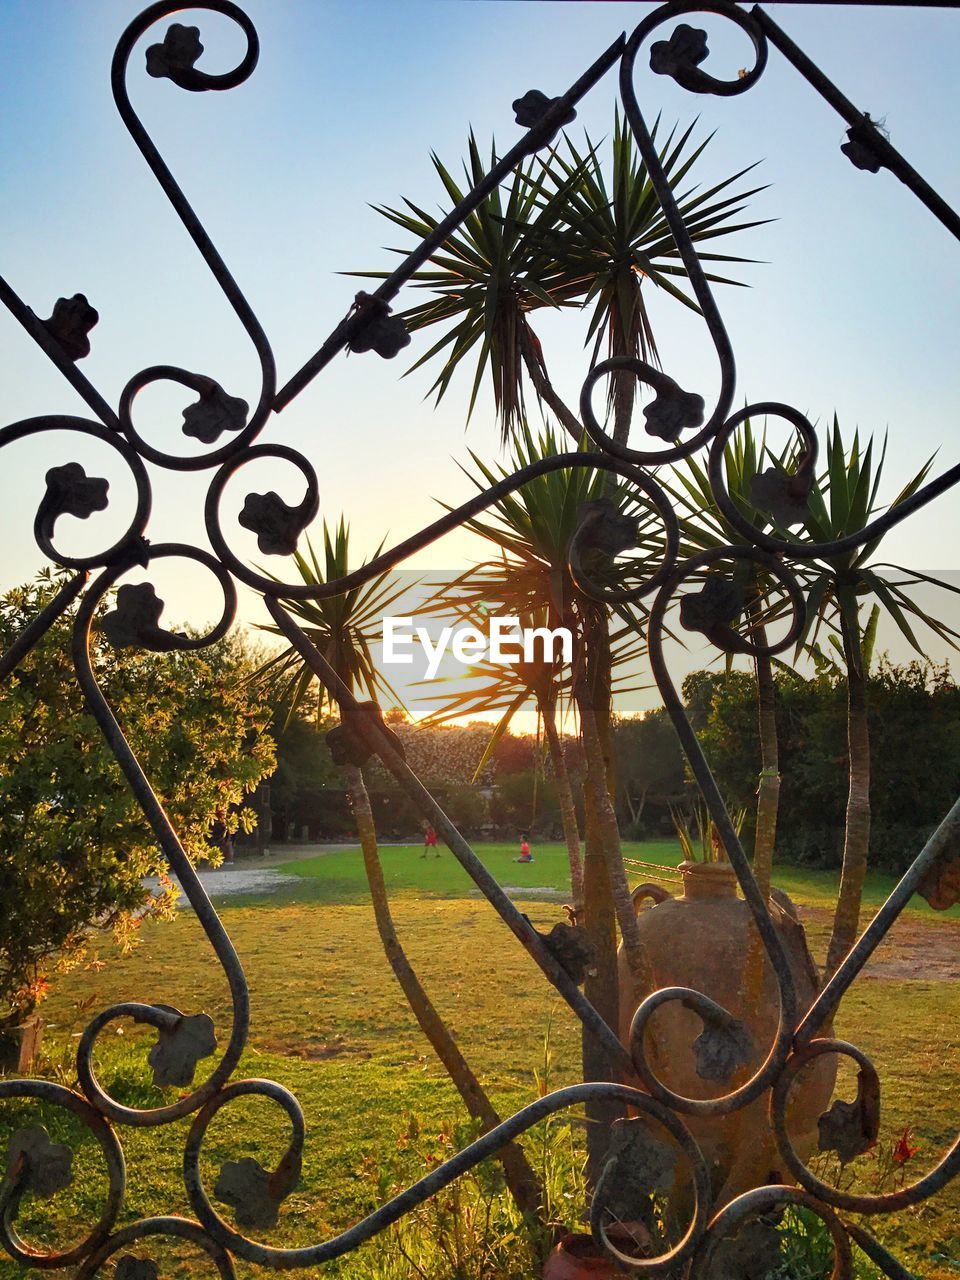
893, 1127, 919, 1165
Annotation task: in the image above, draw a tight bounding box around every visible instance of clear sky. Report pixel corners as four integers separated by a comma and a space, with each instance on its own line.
2, 1, 959, 721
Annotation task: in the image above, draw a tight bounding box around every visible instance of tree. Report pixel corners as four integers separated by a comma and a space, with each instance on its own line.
358, 118, 763, 1180
688, 658, 960, 880
661, 420, 799, 900
255, 526, 542, 1214
783, 423, 960, 975
356, 119, 762, 443
0, 571, 275, 1067
417, 424, 652, 1184
269, 711, 342, 840
611, 709, 686, 836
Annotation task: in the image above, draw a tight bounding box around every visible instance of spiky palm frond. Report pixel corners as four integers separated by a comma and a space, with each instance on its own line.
255, 520, 410, 722
533, 114, 767, 376
789, 419, 960, 666
349, 133, 584, 439
350, 118, 766, 442
415, 427, 648, 755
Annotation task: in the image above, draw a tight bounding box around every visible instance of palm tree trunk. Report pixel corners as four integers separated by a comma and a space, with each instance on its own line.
343, 762, 542, 1214
540, 699, 584, 912
573, 617, 625, 1189
753, 641, 780, 901
743, 624, 782, 1009
577, 688, 651, 1007
825, 618, 871, 978
575, 615, 656, 1188
580, 780, 623, 1191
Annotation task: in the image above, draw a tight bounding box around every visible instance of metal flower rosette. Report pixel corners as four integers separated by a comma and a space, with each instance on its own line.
1, 3, 959, 1277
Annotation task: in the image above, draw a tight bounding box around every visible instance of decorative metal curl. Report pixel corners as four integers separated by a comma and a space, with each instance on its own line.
620, 546, 807, 1118
695, 1184, 853, 1280
182, 1081, 709, 1270
71, 555, 246, 1129
76, 1218, 236, 1280
772, 1038, 960, 1214
112, 2, 276, 465
0, 1080, 125, 1269
207, 447, 672, 602
0, 416, 151, 570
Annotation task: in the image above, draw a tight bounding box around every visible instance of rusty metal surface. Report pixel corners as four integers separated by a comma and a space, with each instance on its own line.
1, 3, 959, 1275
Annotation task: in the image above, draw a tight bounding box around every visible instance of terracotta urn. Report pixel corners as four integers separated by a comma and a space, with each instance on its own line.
617, 860, 836, 1211
543, 1227, 648, 1279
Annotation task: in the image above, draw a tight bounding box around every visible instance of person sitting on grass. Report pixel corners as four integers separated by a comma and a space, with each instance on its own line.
421, 824, 439, 858
515, 832, 533, 863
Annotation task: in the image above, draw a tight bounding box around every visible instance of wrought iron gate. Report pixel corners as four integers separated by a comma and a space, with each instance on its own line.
1, 2, 959, 1275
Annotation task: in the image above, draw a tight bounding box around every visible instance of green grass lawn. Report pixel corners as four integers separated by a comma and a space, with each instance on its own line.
2, 842, 958, 1278
277, 838, 683, 902
276, 838, 960, 921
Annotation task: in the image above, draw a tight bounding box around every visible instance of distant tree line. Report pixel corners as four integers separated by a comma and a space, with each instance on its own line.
263, 657, 959, 877
260, 712, 583, 843
686, 657, 960, 874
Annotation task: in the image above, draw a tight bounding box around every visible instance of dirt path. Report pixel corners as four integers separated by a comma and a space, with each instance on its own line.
799, 904, 960, 981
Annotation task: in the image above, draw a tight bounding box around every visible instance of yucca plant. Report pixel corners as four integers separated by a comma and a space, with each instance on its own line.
255, 521, 408, 720
354, 113, 765, 1184
659, 420, 799, 901
255, 523, 541, 1213
418, 428, 654, 1067
672, 798, 747, 864
667, 419, 959, 977
530, 113, 766, 441
419, 425, 649, 911
781, 421, 960, 975
352, 118, 764, 445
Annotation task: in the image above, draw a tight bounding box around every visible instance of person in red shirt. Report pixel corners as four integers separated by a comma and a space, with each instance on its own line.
517, 832, 533, 863
422, 825, 439, 858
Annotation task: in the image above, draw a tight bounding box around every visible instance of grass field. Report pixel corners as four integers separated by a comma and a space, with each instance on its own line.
276, 839, 960, 920
2, 842, 958, 1278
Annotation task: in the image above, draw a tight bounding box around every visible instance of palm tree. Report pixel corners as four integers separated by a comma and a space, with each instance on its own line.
352, 118, 764, 444
354, 113, 765, 1181
256, 522, 541, 1213
529, 113, 766, 446
759, 421, 960, 977
660, 420, 798, 901
416, 425, 659, 1184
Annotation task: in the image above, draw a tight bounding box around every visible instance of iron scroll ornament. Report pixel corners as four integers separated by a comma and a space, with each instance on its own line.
1, 3, 959, 1277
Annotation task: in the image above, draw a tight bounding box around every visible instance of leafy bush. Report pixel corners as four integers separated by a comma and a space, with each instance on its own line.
0, 572, 274, 1063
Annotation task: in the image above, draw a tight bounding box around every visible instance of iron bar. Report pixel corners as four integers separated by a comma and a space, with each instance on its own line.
0, 570, 87, 683
794, 790, 960, 1048
753, 4, 960, 242
0, 277, 121, 433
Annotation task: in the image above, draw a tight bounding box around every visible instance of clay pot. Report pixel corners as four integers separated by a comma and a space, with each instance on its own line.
618, 861, 836, 1210
543, 1227, 648, 1279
